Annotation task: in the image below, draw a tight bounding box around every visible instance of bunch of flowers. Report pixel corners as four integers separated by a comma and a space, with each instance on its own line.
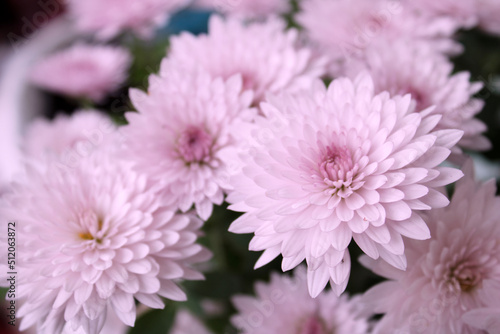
1, 1, 500, 333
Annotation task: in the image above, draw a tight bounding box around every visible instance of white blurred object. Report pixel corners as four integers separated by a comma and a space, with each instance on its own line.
471, 153, 500, 181
0, 17, 76, 189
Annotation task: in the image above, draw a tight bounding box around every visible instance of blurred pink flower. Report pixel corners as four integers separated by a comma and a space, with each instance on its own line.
195, 0, 290, 19
23, 110, 116, 162
123, 65, 256, 220
171, 310, 213, 334
0, 146, 210, 333
345, 40, 490, 158
361, 160, 500, 333
227, 73, 463, 297
29, 44, 131, 102
67, 0, 188, 40
164, 15, 326, 105
297, 0, 461, 76
231, 267, 369, 334
477, 0, 500, 35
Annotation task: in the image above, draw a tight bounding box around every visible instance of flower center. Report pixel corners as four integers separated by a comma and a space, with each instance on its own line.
177, 126, 213, 163
78, 212, 105, 244
448, 261, 482, 293
398, 86, 428, 111
319, 145, 360, 198
298, 315, 328, 334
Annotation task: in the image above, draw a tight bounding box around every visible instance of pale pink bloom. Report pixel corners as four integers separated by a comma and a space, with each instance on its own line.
30, 44, 131, 102
194, 0, 290, 19
345, 40, 490, 157
123, 65, 256, 220
171, 310, 213, 334
361, 160, 500, 334
227, 73, 464, 297
164, 15, 326, 105
67, 0, 188, 40
0, 147, 210, 334
297, 0, 461, 76
231, 266, 369, 334
23, 110, 116, 162
477, 0, 500, 35
408, 0, 478, 29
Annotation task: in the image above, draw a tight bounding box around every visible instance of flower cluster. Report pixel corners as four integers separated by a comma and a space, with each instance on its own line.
2, 1, 500, 333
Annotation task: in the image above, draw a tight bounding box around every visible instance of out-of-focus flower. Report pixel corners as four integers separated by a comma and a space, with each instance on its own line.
194, 0, 290, 20
123, 65, 256, 220
0, 145, 210, 334
477, 0, 500, 35
29, 44, 131, 102
171, 309, 213, 334
66, 0, 189, 40
231, 267, 369, 334
345, 40, 490, 158
227, 73, 463, 297
164, 15, 326, 105
23, 110, 116, 162
297, 0, 461, 77
361, 160, 500, 333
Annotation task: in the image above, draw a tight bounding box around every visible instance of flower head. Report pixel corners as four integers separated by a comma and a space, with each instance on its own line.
231, 267, 369, 334
67, 0, 188, 40
0, 146, 210, 333
23, 110, 116, 162
345, 40, 490, 157
361, 160, 500, 333
227, 73, 463, 297
164, 15, 326, 105
297, 0, 461, 76
123, 65, 256, 219
30, 44, 131, 102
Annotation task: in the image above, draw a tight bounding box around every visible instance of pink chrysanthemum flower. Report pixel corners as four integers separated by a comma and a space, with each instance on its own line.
345, 41, 490, 158
67, 0, 188, 40
227, 73, 464, 297
0, 147, 210, 334
123, 65, 256, 220
30, 44, 131, 102
231, 266, 369, 333
477, 0, 500, 35
164, 15, 326, 105
23, 110, 116, 161
297, 0, 461, 77
195, 0, 290, 19
361, 160, 500, 334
